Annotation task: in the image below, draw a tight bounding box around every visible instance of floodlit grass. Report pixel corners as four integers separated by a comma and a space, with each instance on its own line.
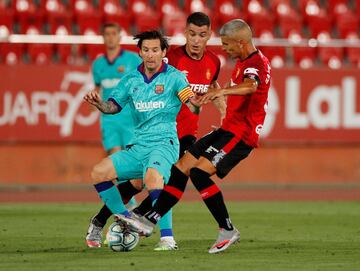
0, 202, 360, 271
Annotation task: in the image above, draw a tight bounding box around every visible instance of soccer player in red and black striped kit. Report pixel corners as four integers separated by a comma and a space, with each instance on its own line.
118, 19, 271, 254
86, 12, 224, 250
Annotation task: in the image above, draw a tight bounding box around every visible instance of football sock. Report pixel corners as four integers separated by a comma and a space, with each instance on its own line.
145, 165, 189, 225
94, 181, 129, 216
94, 204, 112, 226
189, 167, 233, 231
116, 180, 142, 204
132, 196, 153, 216
94, 180, 142, 224
148, 189, 173, 237
159, 209, 173, 237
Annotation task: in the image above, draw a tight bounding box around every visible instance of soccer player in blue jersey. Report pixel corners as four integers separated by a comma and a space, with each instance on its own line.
85, 23, 141, 248
84, 30, 199, 251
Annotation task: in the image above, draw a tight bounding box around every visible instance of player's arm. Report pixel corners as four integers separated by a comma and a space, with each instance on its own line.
209, 80, 226, 121
200, 78, 258, 104
84, 90, 121, 114
178, 86, 201, 114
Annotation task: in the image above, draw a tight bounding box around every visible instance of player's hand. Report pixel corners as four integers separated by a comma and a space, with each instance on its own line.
189, 95, 202, 107
199, 88, 225, 104
84, 90, 102, 107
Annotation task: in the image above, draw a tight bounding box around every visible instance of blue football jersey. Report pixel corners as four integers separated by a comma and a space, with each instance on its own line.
110, 62, 193, 145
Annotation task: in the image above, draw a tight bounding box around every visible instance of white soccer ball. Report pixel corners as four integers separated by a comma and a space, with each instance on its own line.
106, 222, 140, 252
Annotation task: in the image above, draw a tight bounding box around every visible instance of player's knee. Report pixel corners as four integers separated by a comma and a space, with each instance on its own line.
130, 179, 143, 190
144, 174, 163, 191
91, 164, 107, 184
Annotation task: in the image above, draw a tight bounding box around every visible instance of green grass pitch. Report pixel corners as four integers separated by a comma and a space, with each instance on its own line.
1, 202, 360, 271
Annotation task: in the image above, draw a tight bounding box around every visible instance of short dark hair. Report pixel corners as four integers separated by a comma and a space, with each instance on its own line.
133, 30, 169, 51
186, 12, 211, 27
101, 22, 121, 34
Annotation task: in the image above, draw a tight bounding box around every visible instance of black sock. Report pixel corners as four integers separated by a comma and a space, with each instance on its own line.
116, 180, 142, 204
189, 167, 233, 231
132, 196, 153, 216
94, 204, 112, 227
145, 165, 189, 224
94, 181, 141, 226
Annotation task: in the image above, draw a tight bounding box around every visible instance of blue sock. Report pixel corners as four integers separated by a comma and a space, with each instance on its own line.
149, 189, 173, 237
159, 209, 173, 237
94, 181, 129, 216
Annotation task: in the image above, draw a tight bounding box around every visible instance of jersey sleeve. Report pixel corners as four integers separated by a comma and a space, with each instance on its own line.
92, 61, 101, 87
108, 76, 130, 111
175, 72, 194, 104
242, 61, 262, 85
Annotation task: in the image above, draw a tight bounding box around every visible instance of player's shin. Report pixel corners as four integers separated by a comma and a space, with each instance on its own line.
145, 165, 189, 224
94, 181, 130, 216
189, 167, 234, 231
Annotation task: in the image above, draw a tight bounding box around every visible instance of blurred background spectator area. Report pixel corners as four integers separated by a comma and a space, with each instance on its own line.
0, 0, 359, 68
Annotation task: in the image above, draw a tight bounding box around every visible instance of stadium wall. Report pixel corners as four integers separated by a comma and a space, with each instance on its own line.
0, 64, 360, 186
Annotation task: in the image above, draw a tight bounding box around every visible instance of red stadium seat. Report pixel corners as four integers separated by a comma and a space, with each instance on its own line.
100, 0, 131, 32
157, 0, 181, 18
260, 46, 286, 68
335, 12, 359, 39
318, 47, 344, 69
306, 14, 332, 39
134, 8, 161, 33
214, 0, 247, 29
346, 47, 360, 67
293, 46, 317, 68
73, 0, 101, 35
85, 44, 104, 61
277, 10, 303, 38
326, 0, 349, 16
184, 0, 213, 19
162, 10, 187, 36
0, 43, 24, 64
56, 44, 85, 64
249, 11, 275, 37
0, 8, 14, 35
28, 44, 54, 64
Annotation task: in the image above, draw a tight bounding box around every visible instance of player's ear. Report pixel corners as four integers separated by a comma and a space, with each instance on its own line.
162, 48, 167, 58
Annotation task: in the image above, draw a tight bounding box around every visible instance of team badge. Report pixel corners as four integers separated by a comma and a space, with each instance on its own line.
155, 84, 164, 94
118, 66, 125, 72
206, 69, 211, 80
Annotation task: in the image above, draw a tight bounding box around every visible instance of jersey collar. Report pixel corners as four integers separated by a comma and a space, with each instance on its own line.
241, 50, 259, 62
105, 49, 124, 65
137, 61, 168, 84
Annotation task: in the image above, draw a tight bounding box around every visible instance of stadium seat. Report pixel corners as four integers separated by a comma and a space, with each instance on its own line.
214, 0, 246, 28
0, 8, 14, 36
100, 0, 131, 32
134, 7, 161, 33
306, 14, 332, 39
156, 0, 182, 18
0, 43, 24, 65
85, 44, 104, 61
28, 44, 54, 64
277, 10, 303, 38
184, 0, 213, 19
318, 47, 344, 69
249, 10, 275, 37
259, 46, 286, 68
56, 44, 85, 65
162, 10, 187, 36
293, 46, 317, 68
335, 12, 359, 39
346, 47, 360, 67
73, 0, 101, 35
326, 0, 349, 16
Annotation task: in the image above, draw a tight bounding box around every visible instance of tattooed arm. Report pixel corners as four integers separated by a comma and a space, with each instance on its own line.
84, 90, 121, 114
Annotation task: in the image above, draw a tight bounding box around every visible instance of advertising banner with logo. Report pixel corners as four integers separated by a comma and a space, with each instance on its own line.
0, 65, 359, 143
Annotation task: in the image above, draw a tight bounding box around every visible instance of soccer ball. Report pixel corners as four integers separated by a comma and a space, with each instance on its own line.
106, 222, 140, 252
